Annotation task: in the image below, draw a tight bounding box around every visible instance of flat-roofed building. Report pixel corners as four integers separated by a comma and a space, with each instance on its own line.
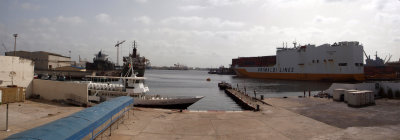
5, 51, 71, 70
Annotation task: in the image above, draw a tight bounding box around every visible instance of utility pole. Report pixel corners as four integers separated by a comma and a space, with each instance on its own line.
13, 34, 18, 56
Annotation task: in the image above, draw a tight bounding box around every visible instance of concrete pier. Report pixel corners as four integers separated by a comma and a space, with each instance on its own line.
2, 98, 400, 139
224, 89, 262, 111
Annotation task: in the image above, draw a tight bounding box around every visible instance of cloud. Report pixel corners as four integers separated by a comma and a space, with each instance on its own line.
5, 0, 400, 67
161, 16, 245, 29
312, 16, 339, 24
95, 13, 114, 24
205, 0, 258, 6
394, 37, 400, 42
179, 5, 207, 11
38, 18, 51, 25
135, 0, 148, 3
56, 16, 84, 25
375, 12, 400, 24
133, 16, 152, 25
21, 2, 40, 11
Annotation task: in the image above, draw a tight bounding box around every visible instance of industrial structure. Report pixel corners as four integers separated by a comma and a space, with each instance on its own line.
5, 51, 71, 70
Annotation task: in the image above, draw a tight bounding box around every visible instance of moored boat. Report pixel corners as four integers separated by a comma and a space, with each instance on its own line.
85, 64, 203, 109
232, 41, 365, 81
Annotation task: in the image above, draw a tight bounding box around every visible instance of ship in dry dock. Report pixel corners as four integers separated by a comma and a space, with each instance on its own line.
232, 41, 365, 81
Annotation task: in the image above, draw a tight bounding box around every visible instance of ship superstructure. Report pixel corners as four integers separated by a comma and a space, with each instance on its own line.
122, 41, 147, 77
233, 41, 365, 81
86, 51, 115, 71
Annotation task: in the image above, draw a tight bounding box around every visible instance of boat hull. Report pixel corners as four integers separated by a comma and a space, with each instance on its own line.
133, 96, 203, 109
235, 68, 365, 81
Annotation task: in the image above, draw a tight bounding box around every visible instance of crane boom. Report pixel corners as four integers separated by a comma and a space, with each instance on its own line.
363, 50, 370, 60
115, 40, 126, 47
386, 54, 392, 64
114, 40, 126, 66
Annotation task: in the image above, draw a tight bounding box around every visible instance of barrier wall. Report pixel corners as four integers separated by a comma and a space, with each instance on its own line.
0, 56, 34, 97
32, 79, 88, 102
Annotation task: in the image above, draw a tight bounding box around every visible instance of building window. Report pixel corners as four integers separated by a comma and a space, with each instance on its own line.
355, 63, 364, 66
338, 63, 347, 66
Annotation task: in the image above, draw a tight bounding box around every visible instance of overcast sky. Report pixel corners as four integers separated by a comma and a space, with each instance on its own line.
1, 0, 399, 67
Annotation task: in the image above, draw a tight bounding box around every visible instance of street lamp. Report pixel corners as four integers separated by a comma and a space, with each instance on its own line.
13, 34, 18, 56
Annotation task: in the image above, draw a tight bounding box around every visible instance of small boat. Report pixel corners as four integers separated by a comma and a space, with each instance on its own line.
218, 81, 232, 90
86, 62, 204, 109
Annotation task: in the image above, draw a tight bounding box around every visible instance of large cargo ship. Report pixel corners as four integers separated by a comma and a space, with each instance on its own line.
232, 41, 365, 81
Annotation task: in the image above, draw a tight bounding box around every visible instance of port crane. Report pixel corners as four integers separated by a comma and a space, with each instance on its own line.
1, 42, 8, 52
384, 54, 392, 64
115, 40, 126, 66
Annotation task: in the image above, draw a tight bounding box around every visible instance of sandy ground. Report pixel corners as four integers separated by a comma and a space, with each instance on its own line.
0, 99, 83, 139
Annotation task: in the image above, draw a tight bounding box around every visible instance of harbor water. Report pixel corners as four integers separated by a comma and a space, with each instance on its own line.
145, 70, 333, 111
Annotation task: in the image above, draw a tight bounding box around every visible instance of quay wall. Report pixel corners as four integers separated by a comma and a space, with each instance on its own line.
32, 79, 88, 103
0, 56, 34, 97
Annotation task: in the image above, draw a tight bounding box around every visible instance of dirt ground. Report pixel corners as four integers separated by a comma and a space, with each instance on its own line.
0, 99, 83, 139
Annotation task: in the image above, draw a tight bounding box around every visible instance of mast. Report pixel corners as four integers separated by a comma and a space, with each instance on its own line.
133, 41, 137, 58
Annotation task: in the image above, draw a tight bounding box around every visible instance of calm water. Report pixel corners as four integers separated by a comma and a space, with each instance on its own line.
145, 70, 333, 111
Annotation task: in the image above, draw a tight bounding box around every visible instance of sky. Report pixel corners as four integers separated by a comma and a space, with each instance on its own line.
0, 0, 399, 68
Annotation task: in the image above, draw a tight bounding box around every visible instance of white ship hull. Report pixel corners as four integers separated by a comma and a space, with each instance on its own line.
233, 41, 365, 81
